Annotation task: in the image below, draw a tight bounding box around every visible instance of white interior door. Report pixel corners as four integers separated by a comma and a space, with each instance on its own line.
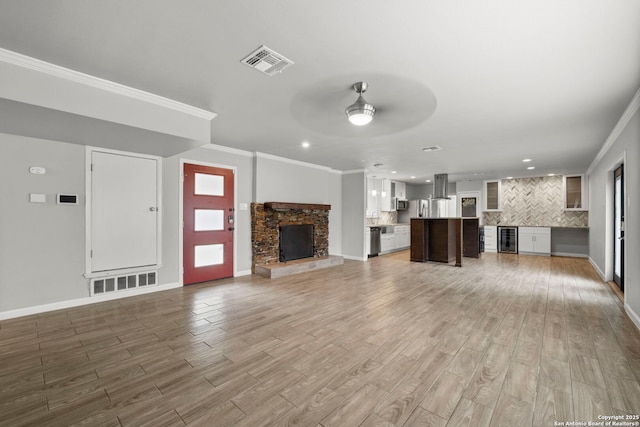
91, 151, 158, 272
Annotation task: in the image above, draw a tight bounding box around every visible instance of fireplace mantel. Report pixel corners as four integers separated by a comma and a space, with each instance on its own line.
264, 202, 331, 211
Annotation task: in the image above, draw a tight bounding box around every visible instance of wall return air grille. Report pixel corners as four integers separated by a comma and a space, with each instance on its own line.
91, 271, 157, 296
241, 45, 294, 76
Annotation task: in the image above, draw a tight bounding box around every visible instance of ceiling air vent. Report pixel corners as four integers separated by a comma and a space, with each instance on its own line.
422, 146, 442, 152
241, 45, 294, 76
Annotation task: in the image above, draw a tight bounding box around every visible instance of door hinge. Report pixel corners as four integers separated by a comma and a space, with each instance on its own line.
90, 250, 93, 258
90, 163, 93, 172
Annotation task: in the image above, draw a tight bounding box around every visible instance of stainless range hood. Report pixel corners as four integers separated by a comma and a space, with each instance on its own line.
432, 174, 450, 199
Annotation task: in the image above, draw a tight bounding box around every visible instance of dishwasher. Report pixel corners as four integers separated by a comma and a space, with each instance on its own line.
368, 226, 381, 257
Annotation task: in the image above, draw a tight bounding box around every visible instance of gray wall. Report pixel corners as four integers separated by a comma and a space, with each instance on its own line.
341, 172, 366, 260
254, 154, 333, 203
0, 134, 87, 311
406, 182, 457, 200
588, 102, 639, 323
0, 135, 350, 314
252, 154, 343, 256
456, 180, 483, 193
328, 171, 343, 256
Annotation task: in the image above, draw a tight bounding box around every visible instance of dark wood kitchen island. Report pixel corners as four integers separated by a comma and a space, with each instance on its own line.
410, 217, 480, 266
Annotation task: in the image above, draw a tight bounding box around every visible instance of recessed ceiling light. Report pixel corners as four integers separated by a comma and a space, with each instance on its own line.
547, 173, 555, 176
391, 171, 397, 174
506, 176, 513, 179
301, 141, 310, 148
425, 179, 432, 183
527, 166, 535, 170
410, 176, 416, 179
523, 158, 532, 162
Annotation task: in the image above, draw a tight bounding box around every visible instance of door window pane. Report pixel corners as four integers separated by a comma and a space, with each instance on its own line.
195, 209, 225, 231
195, 173, 224, 196
194, 244, 224, 267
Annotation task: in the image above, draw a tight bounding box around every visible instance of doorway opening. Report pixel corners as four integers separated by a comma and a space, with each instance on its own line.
613, 164, 624, 292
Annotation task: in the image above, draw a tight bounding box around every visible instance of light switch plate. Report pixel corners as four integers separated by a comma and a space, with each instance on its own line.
239, 203, 248, 210
30, 193, 46, 203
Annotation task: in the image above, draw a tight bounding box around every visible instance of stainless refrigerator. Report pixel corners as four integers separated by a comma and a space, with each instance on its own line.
398, 199, 451, 222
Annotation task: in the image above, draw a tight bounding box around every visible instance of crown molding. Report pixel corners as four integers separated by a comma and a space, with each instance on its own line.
201, 143, 254, 157
587, 87, 640, 175
0, 48, 216, 121
254, 152, 334, 172
341, 169, 367, 174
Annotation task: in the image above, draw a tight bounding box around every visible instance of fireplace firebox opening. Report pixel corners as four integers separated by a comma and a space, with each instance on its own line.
279, 224, 314, 262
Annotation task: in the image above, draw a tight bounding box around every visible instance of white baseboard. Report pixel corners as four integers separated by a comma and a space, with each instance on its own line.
551, 252, 589, 258
589, 257, 606, 281
235, 270, 252, 277
0, 282, 181, 321
625, 302, 640, 333
343, 255, 367, 262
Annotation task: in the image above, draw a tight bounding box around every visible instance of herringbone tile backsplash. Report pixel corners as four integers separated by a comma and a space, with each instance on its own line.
483, 176, 588, 228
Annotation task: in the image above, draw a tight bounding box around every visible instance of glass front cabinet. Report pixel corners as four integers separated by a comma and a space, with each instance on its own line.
483, 180, 502, 211
563, 174, 588, 211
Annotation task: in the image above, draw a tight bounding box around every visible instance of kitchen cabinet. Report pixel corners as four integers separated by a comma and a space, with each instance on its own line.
483, 180, 502, 211
393, 181, 407, 199
518, 227, 551, 255
381, 234, 395, 253
563, 174, 588, 211
462, 219, 480, 258
365, 227, 371, 256
381, 179, 394, 212
366, 177, 382, 218
395, 225, 410, 248
410, 218, 462, 266
379, 225, 411, 254
484, 225, 497, 252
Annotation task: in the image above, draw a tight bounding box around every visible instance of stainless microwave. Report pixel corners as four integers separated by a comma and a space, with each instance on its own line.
395, 199, 409, 210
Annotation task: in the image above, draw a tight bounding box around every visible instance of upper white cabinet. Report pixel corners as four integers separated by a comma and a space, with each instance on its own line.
563, 174, 588, 211
381, 178, 394, 212
366, 177, 381, 218
483, 180, 502, 211
393, 181, 407, 199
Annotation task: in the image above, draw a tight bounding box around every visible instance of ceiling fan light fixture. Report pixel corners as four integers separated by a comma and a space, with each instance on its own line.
346, 82, 375, 126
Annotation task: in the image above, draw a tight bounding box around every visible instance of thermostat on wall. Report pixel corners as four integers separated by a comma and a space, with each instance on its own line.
57, 194, 79, 205
29, 166, 46, 175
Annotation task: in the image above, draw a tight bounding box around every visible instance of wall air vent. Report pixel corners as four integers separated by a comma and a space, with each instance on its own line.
241, 45, 294, 76
422, 146, 442, 152
91, 271, 157, 296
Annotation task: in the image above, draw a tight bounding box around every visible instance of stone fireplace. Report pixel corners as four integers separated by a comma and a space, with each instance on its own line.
251, 202, 330, 273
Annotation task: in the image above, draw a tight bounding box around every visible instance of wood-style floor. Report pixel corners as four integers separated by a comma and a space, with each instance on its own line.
1, 252, 640, 426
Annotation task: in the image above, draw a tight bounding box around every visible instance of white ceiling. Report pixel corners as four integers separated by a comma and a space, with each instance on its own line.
1, 1, 639, 183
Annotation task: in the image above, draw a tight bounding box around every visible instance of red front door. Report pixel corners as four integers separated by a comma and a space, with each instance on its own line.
183, 163, 234, 284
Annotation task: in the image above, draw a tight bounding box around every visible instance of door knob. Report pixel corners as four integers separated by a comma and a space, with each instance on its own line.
149, 207, 157, 211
